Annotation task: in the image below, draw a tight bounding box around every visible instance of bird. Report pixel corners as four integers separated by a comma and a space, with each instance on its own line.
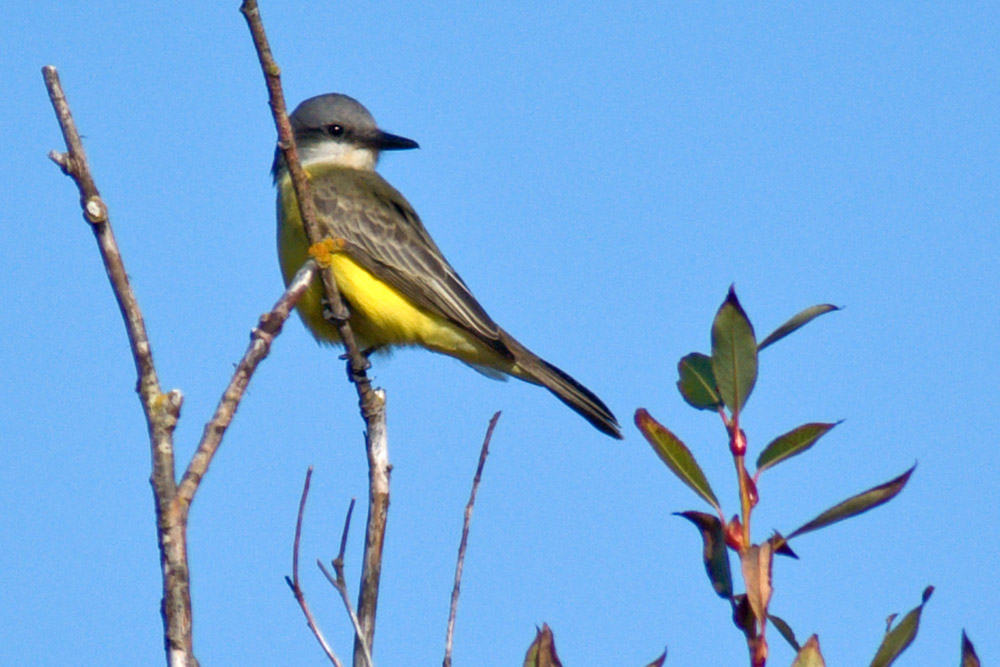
273, 93, 621, 439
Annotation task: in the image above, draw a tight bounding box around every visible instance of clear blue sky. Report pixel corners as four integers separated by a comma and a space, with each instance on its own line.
3, 3, 998, 665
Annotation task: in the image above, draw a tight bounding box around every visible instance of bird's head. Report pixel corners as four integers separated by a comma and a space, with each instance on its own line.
272, 93, 418, 181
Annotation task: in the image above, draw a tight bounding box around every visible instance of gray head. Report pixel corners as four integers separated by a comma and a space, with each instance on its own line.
272, 93, 418, 180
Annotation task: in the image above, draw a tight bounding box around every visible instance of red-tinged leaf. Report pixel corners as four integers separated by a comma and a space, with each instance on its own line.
523, 623, 562, 667
636, 409, 721, 514
788, 465, 915, 540
769, 614, 800, 652
677, 352, 722, 410
645, 649, 667, 667
745, 466, 758, 506
869, 586, 934, 667
756, 422, 841, 474
724, 515, 745, 552
961, 630, 980, 667
740, 542, 773, 629
792, 635, 826, 667
711, 287, 758, 415
759, 304, 840, 351
676, 511, 733, 599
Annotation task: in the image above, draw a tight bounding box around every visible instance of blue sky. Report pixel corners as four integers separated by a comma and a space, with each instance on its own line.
3, 2, 998, 665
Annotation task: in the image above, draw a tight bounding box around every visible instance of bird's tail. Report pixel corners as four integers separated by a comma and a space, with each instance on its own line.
507, 338, 622, 439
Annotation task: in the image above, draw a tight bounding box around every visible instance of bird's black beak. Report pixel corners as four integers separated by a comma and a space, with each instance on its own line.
373, 130, 419, 151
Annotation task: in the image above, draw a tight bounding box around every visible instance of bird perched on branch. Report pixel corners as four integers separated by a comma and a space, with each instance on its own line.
274, 93, 621, 439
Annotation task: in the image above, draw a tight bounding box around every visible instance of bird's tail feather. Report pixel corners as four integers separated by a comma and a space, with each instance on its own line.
490, 332, 621, 439
534, 358, 622, 439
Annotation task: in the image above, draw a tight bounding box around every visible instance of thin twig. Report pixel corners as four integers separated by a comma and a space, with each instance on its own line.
239, 5, 391, 666
443, 412, 501, 667
337, 499, 357, 564
176, 260, 317, 504
318, 562, 371, 667
42, 65, 195, 667
286, 468, 344, 667
46, 45, 335, 667
316, 499, 372, 667
238, 0, 372, 397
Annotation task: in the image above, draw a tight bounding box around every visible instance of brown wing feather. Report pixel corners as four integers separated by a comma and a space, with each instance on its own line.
310, 166, 509, 355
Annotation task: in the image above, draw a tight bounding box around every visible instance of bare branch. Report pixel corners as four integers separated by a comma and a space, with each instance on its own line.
338, 499, 357, 565
317, 500, 372, 667
238, 0, 373, 396
239, 5, 392, 666
443, 412, 501, 667
286, 468, 344, 667
176, 261, 317, 504
42, 66, 169, 438
42, 65, 194, 667
318, 562, 371, 667
354, 390, 389, 666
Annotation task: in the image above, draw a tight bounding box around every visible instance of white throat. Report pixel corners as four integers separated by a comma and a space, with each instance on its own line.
300, 139, 378, 172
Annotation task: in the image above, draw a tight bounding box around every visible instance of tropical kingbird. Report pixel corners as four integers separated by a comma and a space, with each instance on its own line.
273, 93, 621, 439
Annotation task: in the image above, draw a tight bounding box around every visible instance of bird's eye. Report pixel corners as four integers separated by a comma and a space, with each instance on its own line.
326, 124, 344, 137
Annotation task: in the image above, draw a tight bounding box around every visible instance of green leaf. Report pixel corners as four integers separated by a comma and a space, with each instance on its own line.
869, 586, 934, 667
758, 304, 840, 351
635, 409, 722, 514
788, 465, 915, 540
756, 422, 841, 474
961, 630, 980, 667
677, 352, 722, 410
792, 635, 826, 667
676, 512, 733, 599
711, 287, 758, 415
768, 614, 800, 652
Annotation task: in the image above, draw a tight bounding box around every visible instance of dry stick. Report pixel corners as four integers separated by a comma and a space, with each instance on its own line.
316, 499, 373, 667
354, 390, 389, 667
287, 469, 344, 667
176, 261, 317, 505
45, 62, 319, 667
239, 4, 391, 666
443, 412, 502, 667
42, 65, 194, 667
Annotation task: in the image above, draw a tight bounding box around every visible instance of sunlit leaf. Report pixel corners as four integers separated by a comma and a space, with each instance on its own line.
788, 465, 915, 540
676, 511, 733, 599
756, 422, 841, 474
792, 635, 826, 667
677, 352, 722, 410
711, 287, 758, 415
740, 542, 773, 628
769, 614, 800, 652
869, 586, 934, 667
961, 630, 980, 667
523, 623, 562, 667
758, 304, 840, 351
636, 409, 721, 514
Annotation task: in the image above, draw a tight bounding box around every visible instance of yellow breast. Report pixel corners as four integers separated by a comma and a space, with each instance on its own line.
276, 173, 491, 363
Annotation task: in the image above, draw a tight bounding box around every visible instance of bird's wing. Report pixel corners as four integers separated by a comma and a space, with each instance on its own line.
311, 167, 509, 354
